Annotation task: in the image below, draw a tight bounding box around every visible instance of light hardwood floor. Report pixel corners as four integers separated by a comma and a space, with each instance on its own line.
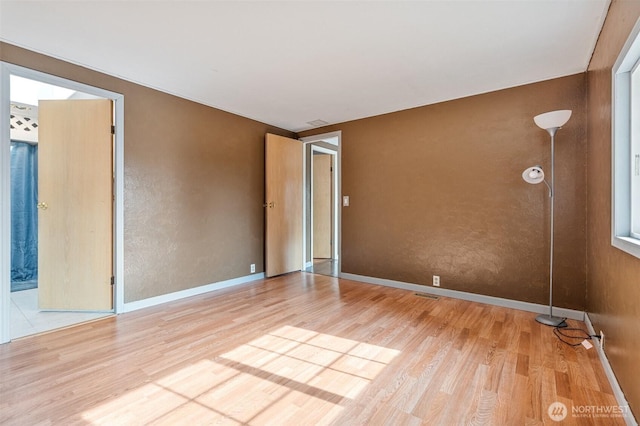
0, 273, 628, 425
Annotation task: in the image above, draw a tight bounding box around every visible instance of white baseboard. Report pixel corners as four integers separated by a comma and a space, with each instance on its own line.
339, 272, 585, 321
123, 273, 265, 313
584, 313, 637, 425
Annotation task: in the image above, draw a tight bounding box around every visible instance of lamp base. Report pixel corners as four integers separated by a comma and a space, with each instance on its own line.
536, 314, 567, 328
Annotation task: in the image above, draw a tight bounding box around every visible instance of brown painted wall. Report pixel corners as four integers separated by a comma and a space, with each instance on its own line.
586, 0, 640, 416
1, 42, 294, 303
301, 74, 587, 309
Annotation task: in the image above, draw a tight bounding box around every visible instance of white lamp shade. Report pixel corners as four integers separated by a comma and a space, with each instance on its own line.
533, 110, 572, 130
522, 166, 545, 184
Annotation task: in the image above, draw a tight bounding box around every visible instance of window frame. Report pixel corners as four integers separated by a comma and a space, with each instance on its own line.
612, 17, 640, 258
629, 59, 640, 239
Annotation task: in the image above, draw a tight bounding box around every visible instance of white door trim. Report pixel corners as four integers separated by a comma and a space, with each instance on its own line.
0, 62, 125, 343
310, 145, 338, 261
300, 131, 342, 273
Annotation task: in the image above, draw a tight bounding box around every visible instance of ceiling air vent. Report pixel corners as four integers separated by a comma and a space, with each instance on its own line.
307, 119, 329, 127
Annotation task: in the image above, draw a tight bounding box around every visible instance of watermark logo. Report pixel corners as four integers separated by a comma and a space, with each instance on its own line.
548, 402, 568, 422
572, 404, 630, 418
548, 402, 631, 421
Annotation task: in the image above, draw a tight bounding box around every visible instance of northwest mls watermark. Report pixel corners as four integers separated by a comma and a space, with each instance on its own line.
572, 404, 630, 419
547, 401, 631, 422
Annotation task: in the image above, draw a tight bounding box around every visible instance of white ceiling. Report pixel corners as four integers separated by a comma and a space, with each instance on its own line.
0, 1, 610, 132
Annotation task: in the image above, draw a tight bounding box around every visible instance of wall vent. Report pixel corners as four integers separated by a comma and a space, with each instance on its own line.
414, 292, 439, 300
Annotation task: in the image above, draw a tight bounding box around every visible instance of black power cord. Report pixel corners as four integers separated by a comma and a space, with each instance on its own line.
553, 326, 601, 347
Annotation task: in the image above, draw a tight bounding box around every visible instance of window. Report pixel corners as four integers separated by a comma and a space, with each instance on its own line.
632, 61, 640, 239
612, 17, 640, 258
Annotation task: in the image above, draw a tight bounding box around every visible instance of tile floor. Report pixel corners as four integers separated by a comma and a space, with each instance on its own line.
10, 288, 112, 339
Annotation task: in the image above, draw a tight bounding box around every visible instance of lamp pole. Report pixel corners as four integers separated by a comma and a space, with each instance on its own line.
535, 126, 567, 328
523, 109, 571, 327
548, 127, 556, 321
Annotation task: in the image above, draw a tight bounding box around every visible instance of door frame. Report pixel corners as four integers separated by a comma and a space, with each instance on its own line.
300, 131, 341, 273
0, 63, 125, 343
310, 145, 338, 261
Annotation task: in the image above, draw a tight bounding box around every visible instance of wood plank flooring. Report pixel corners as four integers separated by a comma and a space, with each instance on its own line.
0, 273, 628, 425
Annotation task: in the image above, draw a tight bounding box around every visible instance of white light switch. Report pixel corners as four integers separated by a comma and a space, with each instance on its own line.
343, 196, 350, 207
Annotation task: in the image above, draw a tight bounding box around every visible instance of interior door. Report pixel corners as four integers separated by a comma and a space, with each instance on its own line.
265, 133, 303, 277
313, 153, 332, 258
38, 99, 113, 311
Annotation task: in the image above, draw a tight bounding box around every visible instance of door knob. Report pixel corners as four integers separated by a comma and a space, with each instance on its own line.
37, 202, 48, 210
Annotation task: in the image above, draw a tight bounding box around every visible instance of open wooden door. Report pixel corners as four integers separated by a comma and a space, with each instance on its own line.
313, 153, 332, 258
265, 133, 303, 278
38, 99, 113, 311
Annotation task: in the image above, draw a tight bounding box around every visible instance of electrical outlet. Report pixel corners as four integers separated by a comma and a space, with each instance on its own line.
433, 275, 440, 287
600, 330, 605, 350
250, 264, 256, 274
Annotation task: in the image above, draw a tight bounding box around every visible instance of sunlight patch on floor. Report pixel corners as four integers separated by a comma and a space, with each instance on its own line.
82, 325, 400, 424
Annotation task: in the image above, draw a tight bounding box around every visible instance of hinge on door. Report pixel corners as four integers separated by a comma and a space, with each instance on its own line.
111, 125, 115, 135
110, 276, 115, 286
330, 166, 333, 172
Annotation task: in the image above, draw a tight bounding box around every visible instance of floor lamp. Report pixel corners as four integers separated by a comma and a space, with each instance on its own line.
522, 109, 571, 328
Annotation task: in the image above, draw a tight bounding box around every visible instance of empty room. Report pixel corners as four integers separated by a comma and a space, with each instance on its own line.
0, 1, 639, 424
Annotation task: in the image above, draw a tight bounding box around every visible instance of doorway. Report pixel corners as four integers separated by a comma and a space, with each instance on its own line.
0, 64, 125, 343
301, 132, 341, 278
